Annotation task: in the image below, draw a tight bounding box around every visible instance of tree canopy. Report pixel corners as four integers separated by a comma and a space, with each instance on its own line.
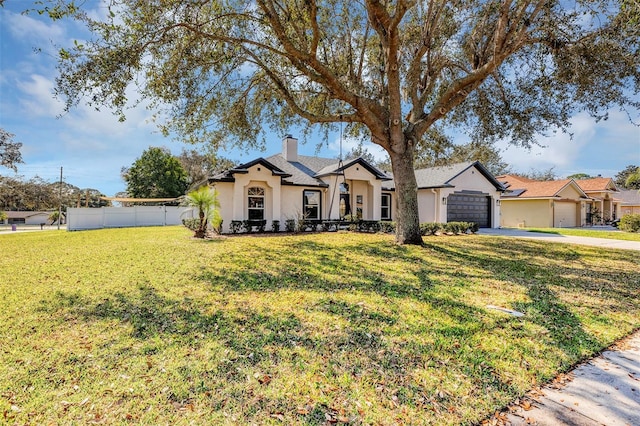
122, 147, 189, 201
0, 175, 109, 211
566, 173, 593, 180
177, 148, 236, 190
0, 128, 23, 172
615, 164, 640, 189
46, 0, 640, 243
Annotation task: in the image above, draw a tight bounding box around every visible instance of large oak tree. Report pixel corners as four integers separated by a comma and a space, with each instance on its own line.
45, 0, 639, 244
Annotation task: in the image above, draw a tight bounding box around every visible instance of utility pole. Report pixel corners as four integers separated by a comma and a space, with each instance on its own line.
58, 166, 63, 230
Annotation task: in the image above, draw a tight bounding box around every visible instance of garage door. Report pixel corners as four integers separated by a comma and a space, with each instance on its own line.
447, 193, 491, 228
554, 201, 577, 227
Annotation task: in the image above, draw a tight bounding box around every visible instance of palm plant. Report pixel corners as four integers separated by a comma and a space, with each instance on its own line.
48, 211, 61, 225
186, 186, 221, 238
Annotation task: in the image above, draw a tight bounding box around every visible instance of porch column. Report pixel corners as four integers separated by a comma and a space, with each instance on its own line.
232, 181, 245, 220
371, 181, 382, 220
327, 175, 341, 220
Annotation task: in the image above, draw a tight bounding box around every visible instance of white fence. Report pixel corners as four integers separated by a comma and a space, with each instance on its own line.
67, 206, 196, 231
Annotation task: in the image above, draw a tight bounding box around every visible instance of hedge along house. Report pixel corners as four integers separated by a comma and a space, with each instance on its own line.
209, 135, 505, 233
498, 175, 591, 228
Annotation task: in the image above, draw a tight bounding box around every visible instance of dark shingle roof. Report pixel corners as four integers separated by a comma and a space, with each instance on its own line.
211, 155, 501, 192
619, 189, 640, 205
265, 154, 337, 186
383, 161, 504, 191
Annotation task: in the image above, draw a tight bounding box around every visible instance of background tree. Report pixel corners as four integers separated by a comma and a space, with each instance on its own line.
566, 173, 593, 180
0, 175, 110, 211
0, 128, 23, 171
414, 139, 511, 176
344, 144, 380, 165
48, 210, 62, 225
50, 0, 640, 244
0, 211, 7, 224
122, 147, 189, 202
177, 148, 236, 189
518, 167, 558, 181
625, 168, 640, 190
615, 165, 640, 190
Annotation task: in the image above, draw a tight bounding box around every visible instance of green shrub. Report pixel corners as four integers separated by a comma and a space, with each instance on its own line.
379, 221, 396, 233
182, 218, 199, 231
619, 214, 640, 233
211, 216, 223, 234
230, 220, 243, 234
271, 220, 280, 232
285, 219, 296, 232
468, 222, 480, 234
295, 218, 307, 233
444, 221, 469, 235
420, 222, 442, 236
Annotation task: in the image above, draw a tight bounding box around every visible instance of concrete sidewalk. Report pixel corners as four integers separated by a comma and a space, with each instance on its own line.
503, 330, 640, 425
478, 228, 640, 251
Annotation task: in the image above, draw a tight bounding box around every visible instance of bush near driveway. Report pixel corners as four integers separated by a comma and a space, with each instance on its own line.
619, 214, 640, 233
1, 227, 639, 425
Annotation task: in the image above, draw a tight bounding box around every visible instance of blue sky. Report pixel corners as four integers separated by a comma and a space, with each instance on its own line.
1, 1, 639, 196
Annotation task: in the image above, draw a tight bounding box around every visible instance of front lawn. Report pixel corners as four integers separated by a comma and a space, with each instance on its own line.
1, 227, 639, 425
526, 227, 640, 241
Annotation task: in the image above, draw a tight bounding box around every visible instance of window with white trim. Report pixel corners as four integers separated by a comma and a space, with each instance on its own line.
303, 190, 321, 220
381, 193, 391, 220
247, 187, 265, 220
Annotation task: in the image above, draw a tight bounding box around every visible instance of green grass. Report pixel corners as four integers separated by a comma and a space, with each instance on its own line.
526, 227, 640, 241
1, 227, 639, 425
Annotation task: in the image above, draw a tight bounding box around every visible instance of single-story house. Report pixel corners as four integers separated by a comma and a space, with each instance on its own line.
574, 177, 621, 222
618, 189, 640, 217
0, 211, 62, 225
209, 135, 504, 233
498, 175, 591, 228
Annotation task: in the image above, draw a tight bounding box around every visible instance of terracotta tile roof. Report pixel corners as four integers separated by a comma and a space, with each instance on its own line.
575, 177, 617, 192
496, 174, 536, 184
517, 179, 575, 197
500, 175, 589, 198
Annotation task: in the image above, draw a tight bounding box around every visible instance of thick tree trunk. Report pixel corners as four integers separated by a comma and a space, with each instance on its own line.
389, 145, 423, 245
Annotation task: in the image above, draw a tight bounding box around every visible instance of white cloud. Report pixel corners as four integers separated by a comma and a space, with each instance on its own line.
496, 110, 634, 175
17, 74, 65, 116
4, 10, 66, 44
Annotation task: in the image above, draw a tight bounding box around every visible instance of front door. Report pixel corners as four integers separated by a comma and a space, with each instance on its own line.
339, 194, 351, 218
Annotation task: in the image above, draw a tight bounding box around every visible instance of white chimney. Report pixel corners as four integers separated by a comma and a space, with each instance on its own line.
282, 134, 298, 162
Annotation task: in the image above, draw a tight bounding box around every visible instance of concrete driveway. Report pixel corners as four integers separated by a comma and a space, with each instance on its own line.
478, 228, 640, 251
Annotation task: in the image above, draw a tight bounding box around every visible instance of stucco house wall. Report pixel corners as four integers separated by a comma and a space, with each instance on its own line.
501, 199, 552, 228
209, 136, 505, 232
442, 167, 502, 227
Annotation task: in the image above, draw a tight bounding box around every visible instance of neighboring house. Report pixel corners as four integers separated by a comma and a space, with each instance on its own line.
498, 175, 591, 228
574, 177, 620, 222
618, 189, 640, 216
0, 211, 61, 225
209, 135, 504, 233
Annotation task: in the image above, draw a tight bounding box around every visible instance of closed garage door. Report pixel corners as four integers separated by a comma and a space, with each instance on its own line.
447, 193, 491, 228
554, 201, 577, 227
